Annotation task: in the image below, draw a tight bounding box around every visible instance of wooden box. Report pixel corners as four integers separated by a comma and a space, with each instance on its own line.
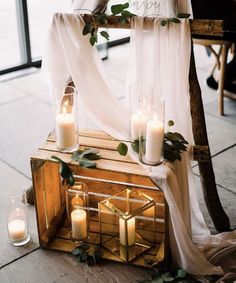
31, 130, 169, 267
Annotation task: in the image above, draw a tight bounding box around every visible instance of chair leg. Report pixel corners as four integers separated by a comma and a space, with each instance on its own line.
218, 44, 230, 115
189, 44, 231, 232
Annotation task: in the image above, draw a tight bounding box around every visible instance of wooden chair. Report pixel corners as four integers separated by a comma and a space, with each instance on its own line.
193, 37, 234, 115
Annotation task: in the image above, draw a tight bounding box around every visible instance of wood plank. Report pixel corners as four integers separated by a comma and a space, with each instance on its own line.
31, 160, 47, 239
38, 141, 136, 164
81, 15, 224, 36
48, 129, 115, 142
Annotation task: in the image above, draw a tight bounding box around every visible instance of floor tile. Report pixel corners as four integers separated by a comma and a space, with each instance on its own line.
212, 146, 236, 193
194, 175, 236, 231
0, 83, 27, 105
204, 114, 236, 155
7, 70, 52, 104
0, 249, 149, 283
0, 96, 54, 177
205, 98, 236, 125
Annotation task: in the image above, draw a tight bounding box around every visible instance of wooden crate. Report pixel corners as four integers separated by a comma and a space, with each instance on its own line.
31, 130, 169, 268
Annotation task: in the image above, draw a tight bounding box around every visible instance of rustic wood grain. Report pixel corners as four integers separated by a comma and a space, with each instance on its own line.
82, 14, 224, 37
31, 130, 168, 267
189, 44, 230, 231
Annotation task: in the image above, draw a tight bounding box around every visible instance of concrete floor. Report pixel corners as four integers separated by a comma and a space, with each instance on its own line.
0, 43, 235, 282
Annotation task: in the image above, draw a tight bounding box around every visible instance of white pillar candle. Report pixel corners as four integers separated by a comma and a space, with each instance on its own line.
8, 219, 26, 241
145, 120, 164, 164
130, 113, 146, 140
71, 209, 87, 240
119, 217, 135, 246
56, 113, 77, 149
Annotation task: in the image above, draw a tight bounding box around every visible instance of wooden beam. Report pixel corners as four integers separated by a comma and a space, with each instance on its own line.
82, 15, 224, 37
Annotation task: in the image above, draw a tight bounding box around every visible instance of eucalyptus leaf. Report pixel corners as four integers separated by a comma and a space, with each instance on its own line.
81, 148, 100, 158
131, 139, 139, 154
177, 269, 187, 279
90, 35, 96, 46
160, 19, 167, 26
117, 142, 128, 156
82, 22, 92, 35
72, 149, 85, 161
123, 2, 129, 9
111, 4, 125, 14
177, 13, 191, 19
72, 248, 81, 256
51, 156, 74, 186
97, 14, 108, 24
100, 30, 109, 40
121, 10, 134, 17
85, 153, 101, 160
79, 157, 97, 168
167, 120, 174, 127
169, 18, 181, 24
162, 272, 174, 282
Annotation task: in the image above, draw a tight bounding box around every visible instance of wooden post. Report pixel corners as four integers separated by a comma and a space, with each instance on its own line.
189, 43, 230, 231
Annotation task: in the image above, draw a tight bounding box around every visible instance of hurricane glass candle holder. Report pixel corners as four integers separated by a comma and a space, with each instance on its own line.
7, 192, 31, 246
99, 189, 156, 262
139, 96, 165, 166
53, 85, 79, 152
65, 182, 89, 242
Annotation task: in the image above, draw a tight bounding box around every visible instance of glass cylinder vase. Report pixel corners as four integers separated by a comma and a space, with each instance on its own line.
53, 85, 79, 152
139, 96, 165, 166
7, 191, 31, 246
65, 182, 89, 242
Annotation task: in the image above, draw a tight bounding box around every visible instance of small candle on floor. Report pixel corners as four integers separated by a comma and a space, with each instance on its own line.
8, 219, 26, 242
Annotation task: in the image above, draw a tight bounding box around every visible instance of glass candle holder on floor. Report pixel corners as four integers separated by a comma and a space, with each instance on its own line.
53, 85, 79, 152
139, 96, 165, 166
7, 191, 31, 246
99, 189, 156, 263
65, 182, 89, 242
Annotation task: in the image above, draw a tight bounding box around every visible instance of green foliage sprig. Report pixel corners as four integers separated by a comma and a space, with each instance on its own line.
117, 120, 188, 163
51, 148, 101, 185
52, 156, 75, 186
72, 148, 101, 168
72, 244, 103, 266
160, 13, 191, 26
83, 2, 135, 46
82, 5, 191, 46
138, 265, 188, 283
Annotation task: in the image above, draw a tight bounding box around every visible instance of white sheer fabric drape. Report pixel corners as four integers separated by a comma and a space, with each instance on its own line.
43, 0, 236, 277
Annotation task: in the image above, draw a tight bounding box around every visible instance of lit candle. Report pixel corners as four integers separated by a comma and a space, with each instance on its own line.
71, 209, 87, 240
71, 196, 84, 208
145, 120, 164, 164
130, 112, 146, 140
119, 217, 135, 246
55, 113, 77, 149
8, 219, 26, 242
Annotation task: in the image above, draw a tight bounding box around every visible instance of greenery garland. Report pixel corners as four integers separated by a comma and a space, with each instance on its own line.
82, 2, 190, 45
